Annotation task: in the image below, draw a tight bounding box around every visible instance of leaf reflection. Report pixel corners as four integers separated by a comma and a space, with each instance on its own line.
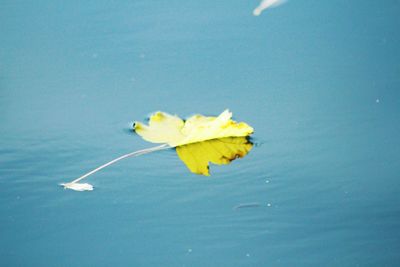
176, 137, 253, 176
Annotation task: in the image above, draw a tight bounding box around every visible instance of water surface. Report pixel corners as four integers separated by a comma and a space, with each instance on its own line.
1, 1, 400, 266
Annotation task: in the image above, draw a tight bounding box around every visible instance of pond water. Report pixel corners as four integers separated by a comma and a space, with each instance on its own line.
1, 1, 400, 266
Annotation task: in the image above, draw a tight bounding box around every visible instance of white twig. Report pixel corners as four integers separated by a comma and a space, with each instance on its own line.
253, 0, 287, 16
61, 144, 170, 190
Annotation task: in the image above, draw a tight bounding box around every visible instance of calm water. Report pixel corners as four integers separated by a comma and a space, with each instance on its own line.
1, 1, 400, 266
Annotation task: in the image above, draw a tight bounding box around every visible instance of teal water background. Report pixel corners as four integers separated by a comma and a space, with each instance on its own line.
1, 1, 400, 266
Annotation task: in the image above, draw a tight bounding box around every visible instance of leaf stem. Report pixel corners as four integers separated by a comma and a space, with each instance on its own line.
68, 144, 170, 184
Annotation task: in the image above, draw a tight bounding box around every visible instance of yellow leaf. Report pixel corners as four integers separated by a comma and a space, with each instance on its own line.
176, 137, 253, 175
133, 110, 254, 175
134, 109, 253, 147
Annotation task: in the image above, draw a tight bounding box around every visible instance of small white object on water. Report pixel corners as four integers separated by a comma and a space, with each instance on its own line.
376, 98, 380, 103
265, 180, 270, 183
246, 253, 251, 257
267, 203, 272, 207
253, 0, 287, 16
60, 182, 94, 191
188, 248, 192, 253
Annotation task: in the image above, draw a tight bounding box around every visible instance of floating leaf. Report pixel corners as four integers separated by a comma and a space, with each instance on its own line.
61, 110, 254, 191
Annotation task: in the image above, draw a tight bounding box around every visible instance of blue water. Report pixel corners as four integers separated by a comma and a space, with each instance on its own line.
1, 1, 400, 266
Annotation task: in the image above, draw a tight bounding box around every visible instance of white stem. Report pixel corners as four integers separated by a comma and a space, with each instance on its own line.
69, 144, 170, 184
